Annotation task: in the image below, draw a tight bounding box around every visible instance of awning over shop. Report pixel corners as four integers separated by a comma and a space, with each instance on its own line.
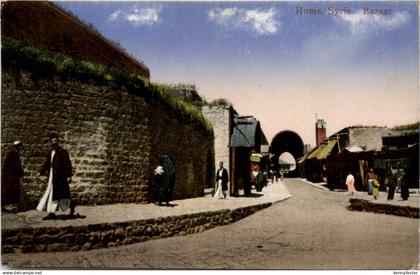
317, 139, 338, 159
250, 153, 263, 163
297, 155, 307, 164
307, 139, 337, 160
345, 146, 364, 152
230, 117, 260, 148
307, 144, 326, 160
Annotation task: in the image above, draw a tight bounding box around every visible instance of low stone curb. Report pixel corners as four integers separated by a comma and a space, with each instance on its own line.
348, 198, 419, 219
2, 203, 272, 254
298, 179, 329, 191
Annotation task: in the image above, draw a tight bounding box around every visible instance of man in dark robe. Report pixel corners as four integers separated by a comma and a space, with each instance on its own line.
215, 161, 229, 198
399, 169, 409, 200
2, 141, 24, 210
387, 167, 398, 200
36, 133, 75, 219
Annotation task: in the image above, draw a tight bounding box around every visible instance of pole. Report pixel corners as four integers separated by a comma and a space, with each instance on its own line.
337, 134, 341, 153
231, 147, 235, 196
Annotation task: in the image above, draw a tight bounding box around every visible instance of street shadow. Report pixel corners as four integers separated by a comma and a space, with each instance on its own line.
54, 213, 87, 220
155, 203, 178, 207
244, 193, 264, 198
164, 203, 178, 207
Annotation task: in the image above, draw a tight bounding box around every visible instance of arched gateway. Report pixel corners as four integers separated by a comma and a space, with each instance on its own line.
270, 130, 304, 177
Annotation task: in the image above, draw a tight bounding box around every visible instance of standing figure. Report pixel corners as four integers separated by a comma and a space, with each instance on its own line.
154, 164, 165, 203
345, 172, 356, 196
255, 171, 265, 192
373, 175, 380, 199
250, 162, 260, 191
399, 168, 409, 201
2, 141, 24, 211
366, 168, 375, 195
36, 134, 75, 220
214, 161, 228, 199
155, 154, 176, 206
387, 167, 398, 200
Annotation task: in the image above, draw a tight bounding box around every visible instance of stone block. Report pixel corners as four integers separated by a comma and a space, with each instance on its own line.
88, 231, 101, 243
57, 233, 75, 244
32, 244, 47, 253
81, 242, 93, 251
47, 243, 69, 252
114, 228, 125, 240
101, 230, 114, 241
121, 238, 133, 245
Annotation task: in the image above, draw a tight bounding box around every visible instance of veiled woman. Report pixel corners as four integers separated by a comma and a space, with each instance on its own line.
155, 155, 176, 206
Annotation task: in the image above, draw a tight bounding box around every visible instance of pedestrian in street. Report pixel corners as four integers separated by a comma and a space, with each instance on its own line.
255, 171, 266, 192
2, 141, 24, 211
214, 161, 228, 199
36, 133, 75, 220
271, 169, 278, 183
387, 167, 398, 200
399, 168, 409, 201
366, 168, 375, 195
345, 172, 356, 196
373, 175, 380, 200
155, 154, 176, 206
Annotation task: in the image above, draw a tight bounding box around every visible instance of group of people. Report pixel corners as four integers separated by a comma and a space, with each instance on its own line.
2, 134, 76, 219
387, 166, 409, 201
3, 133, 180, 219
212, 161, 272, 199
366, 168, 381, 199
345, 167, 410, 201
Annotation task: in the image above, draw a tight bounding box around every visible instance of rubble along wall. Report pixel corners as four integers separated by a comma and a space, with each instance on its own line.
1, 69, 214, 210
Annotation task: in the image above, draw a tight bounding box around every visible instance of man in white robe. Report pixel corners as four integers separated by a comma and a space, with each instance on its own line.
37, 134, 75, 220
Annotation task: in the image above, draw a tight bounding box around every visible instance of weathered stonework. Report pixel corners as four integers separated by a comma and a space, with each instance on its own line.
1, 203, 271, 254
1, 69, 214, 210
347, 127, 391, 151
348, 199, 419, 218
202, 105, 235, 182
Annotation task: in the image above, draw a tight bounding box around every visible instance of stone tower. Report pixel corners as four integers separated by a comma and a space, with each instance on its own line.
316, 119, 327, 146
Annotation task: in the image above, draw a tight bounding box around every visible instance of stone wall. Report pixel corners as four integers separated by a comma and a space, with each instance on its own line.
1, 1, 150, 78
1, 69, 213, 210
1, 203, 271, 254
202, 105, 234, 186
149, 107, 214, 199
348, 127, 391, 151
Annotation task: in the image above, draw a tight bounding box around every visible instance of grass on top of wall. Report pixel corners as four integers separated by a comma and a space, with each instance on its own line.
393, 122, 419, 131
207, 98, 232, 107
1, 36, 213, 136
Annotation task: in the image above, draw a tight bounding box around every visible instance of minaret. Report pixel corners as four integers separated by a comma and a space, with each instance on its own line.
316, 119, 326, 146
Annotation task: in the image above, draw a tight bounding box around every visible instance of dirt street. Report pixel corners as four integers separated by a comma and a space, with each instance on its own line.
2, 178, 419, 269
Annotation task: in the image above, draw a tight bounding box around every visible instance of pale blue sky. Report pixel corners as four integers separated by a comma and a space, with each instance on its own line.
57, 1, 419, 146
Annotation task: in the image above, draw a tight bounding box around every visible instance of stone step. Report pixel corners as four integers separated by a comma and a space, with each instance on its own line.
1, 203, 272, 254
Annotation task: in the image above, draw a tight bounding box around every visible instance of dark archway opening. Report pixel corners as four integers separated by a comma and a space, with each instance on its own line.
270, 130, 304, 177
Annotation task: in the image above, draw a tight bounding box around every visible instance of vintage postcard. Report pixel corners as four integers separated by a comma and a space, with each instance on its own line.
1, 0, 419, 273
